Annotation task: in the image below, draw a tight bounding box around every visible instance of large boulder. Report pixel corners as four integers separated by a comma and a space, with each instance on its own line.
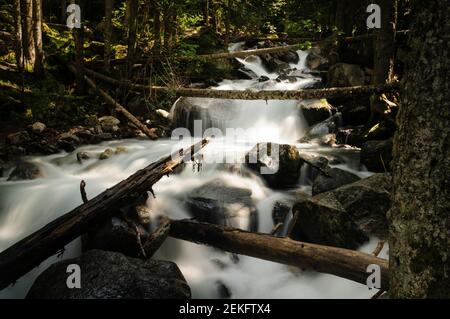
305, 52, 328, 71
31, 122, 46, 134
185, 179, 258, 231
291, 173, 391, 248
312, 167, 361, 195
274, 50, 300, 64
7, 161, 42, 181
328, 63, 366, 87
298, 99, 334, 127
245, 143, 304, 189
26, 250, 191, 299
292, 195, 368, 249
360, 139, 393, 172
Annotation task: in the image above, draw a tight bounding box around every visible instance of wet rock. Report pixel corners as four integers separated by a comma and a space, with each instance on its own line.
115, 146, 128, 155
6, 131, 30, 145
31, 122, 46, 134
99, 148, 115, 160
306, 53, 328, 71
292, 195, 368, 249
328, 63, 366, 87
360, 139, 393, 172
336, 126, 366, 147
98, 133, 114, 141
291, 173, 391, 246
88, 216, 149, 258
185, 179, 258, 231
244, 37, 259, 48
76, 151, 90, 163
299, 113, 341, 143
261, 54, 290, 73
7, 161, 41, 181
238, 67, 258, 79
58, 132, 81, 152
274, 50, 299, 64
245, 143, 304, 189
216, 281, 232, 299
298, 99, 334, 126
27, 249, 191, 299
99, 116, 120, 133
325, 173, 391, 238
258, 75, 270, 82
272, 202, 291, 225
312, 167, 361, 195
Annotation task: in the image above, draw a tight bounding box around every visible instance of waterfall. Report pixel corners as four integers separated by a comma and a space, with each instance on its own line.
0, 47, 386, 299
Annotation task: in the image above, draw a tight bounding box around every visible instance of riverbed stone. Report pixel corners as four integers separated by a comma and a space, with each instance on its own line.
298, 99, 334, 127
99, 116, 120, 133
7, 161, 42, 181
312, 167, 361, 195
26, 249, 191, 299
185, 179, 258, 231
360, 139, 393, 172
245, 143, 304, 189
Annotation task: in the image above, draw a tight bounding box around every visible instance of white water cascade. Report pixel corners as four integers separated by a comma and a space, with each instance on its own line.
0, 46, 387, 299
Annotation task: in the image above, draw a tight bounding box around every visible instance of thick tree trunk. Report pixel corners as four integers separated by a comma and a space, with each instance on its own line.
60, 0, 67, 24
126, 0, 138, 76
14, 0, 24, 72
0, 139, 209, 290
104, 0, 113, 72
169, 220, 390, 289
83, 67, 399, 100
389, 0, 450, 298
32, 0, 44, 75
21, 0, 35, 69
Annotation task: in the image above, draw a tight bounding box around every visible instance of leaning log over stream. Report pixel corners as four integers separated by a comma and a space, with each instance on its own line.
169, 219, 390, 290
84, 68, 400, 100
67, 64, 158, 140
0, 139, 209, 290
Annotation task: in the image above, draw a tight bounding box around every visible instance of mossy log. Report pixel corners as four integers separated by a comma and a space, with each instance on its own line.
84, 68, 399, 100
169, 219, 390, 289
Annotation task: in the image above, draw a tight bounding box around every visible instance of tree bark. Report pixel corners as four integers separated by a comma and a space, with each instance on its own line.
14, 0, 24, 72
21, 0, 35, 69
126, 0, 138, 76
389, 0, 450, 298
104, 0, 113, 72
32, 0, 44, 75
0, 139, 209, 290
169, 220, 389, 289
152, 1, 161, 53
83, 67, 399, 100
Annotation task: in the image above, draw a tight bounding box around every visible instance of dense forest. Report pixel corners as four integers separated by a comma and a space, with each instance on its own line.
0, 0, 448, 300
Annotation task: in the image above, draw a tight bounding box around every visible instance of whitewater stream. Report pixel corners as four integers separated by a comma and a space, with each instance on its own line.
0, 44, 387, 299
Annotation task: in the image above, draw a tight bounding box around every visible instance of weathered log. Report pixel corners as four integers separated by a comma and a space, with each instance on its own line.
84, 68, 399, 100
68, 64, 158, 140
169, 219, 389, 289
0, 139, 209, 290
141, 217, 171, 258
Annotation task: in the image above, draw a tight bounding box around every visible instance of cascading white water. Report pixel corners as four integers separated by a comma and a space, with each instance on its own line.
0, 48, 386, 299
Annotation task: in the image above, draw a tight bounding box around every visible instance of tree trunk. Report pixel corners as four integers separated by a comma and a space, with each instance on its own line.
152, 1, 161, 53
224, 0, 230, 47
0, 139, 209, 290
83, 67, 399, 100
32, 0, 44, 75
74, 27, 84, 94
169, 220, 390, 289
389, 0, 450, 298
104, 0, 113, 72
21, 0, 35, 69
60, 0, 67, 24
162, 1, 172, 53
14, 0, 24, 72
126, 0, 138, 76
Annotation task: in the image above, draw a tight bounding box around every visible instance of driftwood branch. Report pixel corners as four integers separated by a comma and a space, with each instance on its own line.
168, 219, 389, 290
84, 68, 399, 101
67, 64, 158, 140
80, 180, 88, 203
141, 217, 171, 258
0, 139, 209, 290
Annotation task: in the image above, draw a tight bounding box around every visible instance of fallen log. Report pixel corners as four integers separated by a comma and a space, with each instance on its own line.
84, 68, 399, 100
169, 219, 389, 290
0, 139, 209, 290
140, 217, 171, 258
68, 64, 158, 140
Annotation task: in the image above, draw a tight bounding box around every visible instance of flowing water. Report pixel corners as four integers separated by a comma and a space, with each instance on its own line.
0, 45, 387, 299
